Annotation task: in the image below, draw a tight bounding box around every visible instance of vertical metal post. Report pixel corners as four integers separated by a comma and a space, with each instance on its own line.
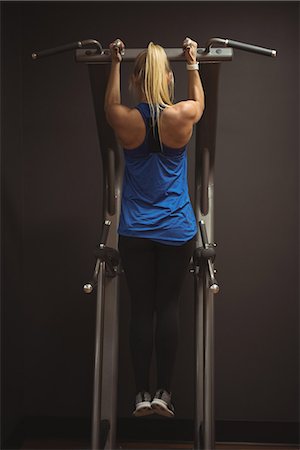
92, 261, 106, 450
194, 272, 204, 449
194, 63, 220, 450
202, 187, 216, 450
88, 64, 123, 450
203, 271, 215, 449
194, 187, 215, 450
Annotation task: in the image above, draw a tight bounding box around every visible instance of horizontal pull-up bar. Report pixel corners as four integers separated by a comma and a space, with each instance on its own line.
75, 47, 233, 64
31, 37, 276, 62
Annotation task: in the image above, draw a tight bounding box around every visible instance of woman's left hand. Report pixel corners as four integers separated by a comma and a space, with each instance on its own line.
182, 37, 198, 64
109, 38, 125, 62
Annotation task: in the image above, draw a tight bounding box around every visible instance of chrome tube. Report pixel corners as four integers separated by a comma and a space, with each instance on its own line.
91, 261, 106, 450
194, 272, 204, 449
203, 272, 215, 449
194, 62, 220, 449
88, 65, 123, 450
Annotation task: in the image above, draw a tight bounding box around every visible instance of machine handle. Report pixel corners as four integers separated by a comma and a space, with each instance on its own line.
32, 39, 103, 60
198, 221, 220, 293
199, 220, 209, 248
83, 219, 111, 294
83, 260, 101, 294
32, 41, 83, 60
100, 220, 111, 246
205, 37, 276, 57
226, 38, 276, 57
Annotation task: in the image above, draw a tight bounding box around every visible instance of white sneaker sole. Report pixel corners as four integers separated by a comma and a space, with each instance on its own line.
151, 398, 174, 417
133, 401, 153, 417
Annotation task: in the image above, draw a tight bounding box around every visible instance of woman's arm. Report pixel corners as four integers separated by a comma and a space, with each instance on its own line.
104, 39, 127, 126
104, 39, 142, 147
105, 58, 131, 131
183, 37, 205, 123
159, 37, 205, 147
104, 60, 121, 113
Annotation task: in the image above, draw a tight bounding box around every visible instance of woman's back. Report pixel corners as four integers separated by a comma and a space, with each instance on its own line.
107, 99, 201, 151
118, 102, 197, 244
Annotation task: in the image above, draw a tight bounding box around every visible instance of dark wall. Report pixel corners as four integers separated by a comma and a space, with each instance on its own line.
2, 0, 299, 443
1, 3, 24, 443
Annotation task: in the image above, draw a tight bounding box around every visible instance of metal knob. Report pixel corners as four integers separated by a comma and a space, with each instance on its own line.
210, 283, 219, 294
83, 283, 93, 294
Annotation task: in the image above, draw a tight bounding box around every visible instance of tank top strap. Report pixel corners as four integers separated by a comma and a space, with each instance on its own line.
135, 103, 151, 128
135, 103, 163, 153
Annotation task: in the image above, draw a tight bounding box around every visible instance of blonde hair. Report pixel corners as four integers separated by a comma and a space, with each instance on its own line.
131, 42, 174, 141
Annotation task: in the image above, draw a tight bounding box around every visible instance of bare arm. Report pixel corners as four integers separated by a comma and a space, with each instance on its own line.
104, 59, 121, 113
104, 39, 129, 127
104, 39, 142, 147
159, 37, 205, 147
183, 37, 205, 123
104, 58, 132, 132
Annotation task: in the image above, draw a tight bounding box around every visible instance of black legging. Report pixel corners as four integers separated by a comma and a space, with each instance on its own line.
118, 235, 195, 394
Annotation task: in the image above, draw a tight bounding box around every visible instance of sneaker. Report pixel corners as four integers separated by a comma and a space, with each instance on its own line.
133, 391, 153, 417
151, 389, 175, 417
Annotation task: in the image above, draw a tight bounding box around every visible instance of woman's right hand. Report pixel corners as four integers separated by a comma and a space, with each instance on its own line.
183, 37, 198, 64
109, 38, 125, 62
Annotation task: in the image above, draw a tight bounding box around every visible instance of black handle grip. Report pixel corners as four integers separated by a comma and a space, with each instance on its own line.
32, 39, 103, 60
100, 220, 111, 246
205, 37, 276, 57
226, 39, 276, 57
32, 41, 82, 60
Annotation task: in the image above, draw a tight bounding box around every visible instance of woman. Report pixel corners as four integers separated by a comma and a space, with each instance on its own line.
105, 37, 204, 417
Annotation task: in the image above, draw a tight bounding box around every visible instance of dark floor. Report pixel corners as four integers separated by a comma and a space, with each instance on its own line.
19, 439, 300, 450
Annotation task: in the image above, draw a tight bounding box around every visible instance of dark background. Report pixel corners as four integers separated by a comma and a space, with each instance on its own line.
1, 0, 299, 446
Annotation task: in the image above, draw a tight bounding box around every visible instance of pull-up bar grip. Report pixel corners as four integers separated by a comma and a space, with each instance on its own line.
205, 37, 277, 57
32, 39, 103, 60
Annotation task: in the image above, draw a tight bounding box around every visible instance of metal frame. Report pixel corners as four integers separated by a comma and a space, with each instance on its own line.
75, 46, 233, 63
85, 63, 123, 450
192, 62, 221, 450
32, 38, 276, 450
79, 50, 227, 450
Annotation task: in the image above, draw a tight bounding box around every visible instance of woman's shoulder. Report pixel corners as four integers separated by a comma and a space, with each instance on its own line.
163, 101, 201, 123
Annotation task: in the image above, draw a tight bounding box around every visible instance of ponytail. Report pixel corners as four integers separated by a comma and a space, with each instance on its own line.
132, 42, 174, 138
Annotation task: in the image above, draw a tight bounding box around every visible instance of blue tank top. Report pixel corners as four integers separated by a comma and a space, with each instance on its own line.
118, 103, 197, 245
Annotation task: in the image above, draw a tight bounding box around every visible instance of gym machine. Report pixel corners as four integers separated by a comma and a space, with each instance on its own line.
32, 37, 276, 450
